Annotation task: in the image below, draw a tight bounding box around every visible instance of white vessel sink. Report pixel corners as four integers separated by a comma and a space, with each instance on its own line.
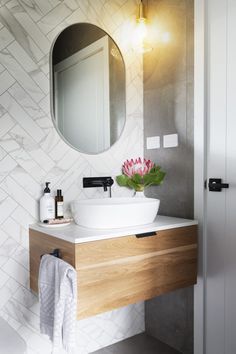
71, 197, 160, 229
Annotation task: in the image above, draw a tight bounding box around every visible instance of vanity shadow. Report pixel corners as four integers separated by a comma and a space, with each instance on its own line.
92, 333, 181, 354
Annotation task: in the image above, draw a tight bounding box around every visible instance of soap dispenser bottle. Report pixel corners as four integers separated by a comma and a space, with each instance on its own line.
55, 189, 64, 219
39, 182, 55, 222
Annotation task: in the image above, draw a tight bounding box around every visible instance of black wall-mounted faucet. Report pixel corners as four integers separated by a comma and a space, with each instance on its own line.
83, 177, 114, 197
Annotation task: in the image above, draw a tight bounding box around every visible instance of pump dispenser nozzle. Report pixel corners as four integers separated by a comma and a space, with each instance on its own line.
44, 182, 51, 193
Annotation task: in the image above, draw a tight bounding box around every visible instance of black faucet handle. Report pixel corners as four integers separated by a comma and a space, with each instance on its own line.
105, 177, 114, 187
83, 176, 114, 190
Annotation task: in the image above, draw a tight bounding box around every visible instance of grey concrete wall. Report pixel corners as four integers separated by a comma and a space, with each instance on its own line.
143, 0, 194, 353
144, 0, 194, 219
146, 288, 194, 354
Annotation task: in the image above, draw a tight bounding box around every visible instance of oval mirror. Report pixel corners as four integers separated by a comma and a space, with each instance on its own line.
51, 23, 126, 154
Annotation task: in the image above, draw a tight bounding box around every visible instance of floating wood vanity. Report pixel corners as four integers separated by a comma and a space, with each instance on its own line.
29, 216, 198, 319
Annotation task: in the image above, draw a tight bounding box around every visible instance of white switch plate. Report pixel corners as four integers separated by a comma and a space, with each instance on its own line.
163, 134, 178, 148
146, 136, 160, 150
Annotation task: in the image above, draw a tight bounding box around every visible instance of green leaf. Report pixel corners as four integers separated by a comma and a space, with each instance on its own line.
152, 171, 166, 184
143, 174, 153, 186
143, 170, 166, 187
150, 165, 161, 173
116, 175, 129, 187
116, 175, 139, 190
127, 179, 138, 190
132, 173, 143, 184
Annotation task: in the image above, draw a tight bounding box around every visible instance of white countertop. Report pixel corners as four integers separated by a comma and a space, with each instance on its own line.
29, 215, 198, 244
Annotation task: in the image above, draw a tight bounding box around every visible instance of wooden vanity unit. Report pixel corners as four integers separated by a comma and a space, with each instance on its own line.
29, 216, 198, 319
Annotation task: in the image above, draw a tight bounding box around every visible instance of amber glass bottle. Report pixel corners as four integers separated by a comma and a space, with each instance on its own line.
55, 189, 64, 219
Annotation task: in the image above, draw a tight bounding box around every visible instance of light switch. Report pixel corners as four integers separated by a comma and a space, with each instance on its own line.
163, 134, 178, 148
146, 136, 160, 150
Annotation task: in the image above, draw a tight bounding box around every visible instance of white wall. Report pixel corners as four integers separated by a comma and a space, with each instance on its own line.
0, 1, 144, 353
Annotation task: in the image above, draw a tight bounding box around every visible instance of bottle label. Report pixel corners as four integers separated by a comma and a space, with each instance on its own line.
40, 196, 55, 222
57, 202, 64, 217
46, 199, 54, 219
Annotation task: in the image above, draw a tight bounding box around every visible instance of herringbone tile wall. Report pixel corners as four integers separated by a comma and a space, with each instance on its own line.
0, 1, 144, 353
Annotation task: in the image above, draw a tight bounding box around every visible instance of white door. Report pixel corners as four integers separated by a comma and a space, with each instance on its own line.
205, 0, 236, 353
54, 36, 110, 154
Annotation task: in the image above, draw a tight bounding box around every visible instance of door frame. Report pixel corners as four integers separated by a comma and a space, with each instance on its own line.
194, 0, 207, 353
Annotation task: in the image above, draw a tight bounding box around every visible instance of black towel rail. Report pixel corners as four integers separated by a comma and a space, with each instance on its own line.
40, 248, 61, 259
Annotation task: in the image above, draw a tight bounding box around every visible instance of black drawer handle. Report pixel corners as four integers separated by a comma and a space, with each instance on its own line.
136, 231, 157, 238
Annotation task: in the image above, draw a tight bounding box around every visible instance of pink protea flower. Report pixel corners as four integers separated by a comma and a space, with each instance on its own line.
117, 157, 165, 192
122, 158, 154, 177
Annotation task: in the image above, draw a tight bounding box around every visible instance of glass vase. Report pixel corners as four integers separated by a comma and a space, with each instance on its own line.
134, 190, 145, 198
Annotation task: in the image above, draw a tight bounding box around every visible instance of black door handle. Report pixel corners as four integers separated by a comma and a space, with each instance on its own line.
208, 178, 229, 192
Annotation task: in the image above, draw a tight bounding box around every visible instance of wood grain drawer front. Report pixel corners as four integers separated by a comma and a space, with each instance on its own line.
29, 230, 75, 293
76, 226, 198, 319
75, 226, 197, 268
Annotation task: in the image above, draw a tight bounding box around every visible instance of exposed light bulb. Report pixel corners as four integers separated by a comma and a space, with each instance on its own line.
132, 1, 152, 54
136, 18, 148, 41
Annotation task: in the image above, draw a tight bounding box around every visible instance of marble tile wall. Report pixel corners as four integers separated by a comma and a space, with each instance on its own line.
0, 1, 144, 353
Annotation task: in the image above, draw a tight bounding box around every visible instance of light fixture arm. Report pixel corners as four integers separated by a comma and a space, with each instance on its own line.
138, 0, 145, 21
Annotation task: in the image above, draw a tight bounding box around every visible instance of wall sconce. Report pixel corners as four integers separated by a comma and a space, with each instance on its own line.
132, 0, 152, 53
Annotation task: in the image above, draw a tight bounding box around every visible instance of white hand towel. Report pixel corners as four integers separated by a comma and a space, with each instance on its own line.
38, 254, 77, 353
